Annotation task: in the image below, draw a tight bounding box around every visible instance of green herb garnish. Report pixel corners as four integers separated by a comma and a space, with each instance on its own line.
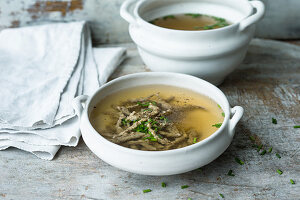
160, 116, 167, 122
181, 185, 189, 189
188, 198, 192, 200
219, 193, 225, 198
185, 13, 202, 18
203, 25, 214, 30
235, 157, 244, 165
268, 147, 272, 153
121, 118, 128, 126
163, 15, 175, 20
161, 182, 166, 187
227, 169, 235, 176
290, 179, 295, 184
193, 137, 197, 144
260, 150, 267, 155
257, 144, 263, 152
218, 104, 221, 109
249, 136, 255, 141
276, 153, 281, 159
144, 108, 153, 112
272, 118, 277, 124
276, 169, 283, 175
222, 112, 225, 117
213, 16, 226, 22
294, 125, 300, 128
143, 189, 152, 193
212, 123, 222, 128
137, 102, 150, 107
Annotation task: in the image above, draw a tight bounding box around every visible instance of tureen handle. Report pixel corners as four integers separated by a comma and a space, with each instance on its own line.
239, 1, 265, 32
72, 95, 89, 119
120, 0, 138, 25
229, 106, 244, 137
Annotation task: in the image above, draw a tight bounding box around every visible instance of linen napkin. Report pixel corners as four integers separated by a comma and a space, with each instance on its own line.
0, 21, 126, 160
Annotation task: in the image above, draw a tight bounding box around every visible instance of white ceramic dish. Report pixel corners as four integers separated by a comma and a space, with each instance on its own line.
72, 72, 244, 175
120, 0, 265, 85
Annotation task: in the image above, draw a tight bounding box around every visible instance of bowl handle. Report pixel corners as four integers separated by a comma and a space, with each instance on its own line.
72, 95, 89, 119
120, 0, 138, 24
229, 106, 244, 137
239, 1, 265, 32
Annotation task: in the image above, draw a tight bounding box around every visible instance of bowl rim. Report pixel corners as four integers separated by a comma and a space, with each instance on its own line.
81, 72, 231, 155
132, 0, 253, 34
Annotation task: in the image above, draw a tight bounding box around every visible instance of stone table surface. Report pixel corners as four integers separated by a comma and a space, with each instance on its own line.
1, 39, 299, 200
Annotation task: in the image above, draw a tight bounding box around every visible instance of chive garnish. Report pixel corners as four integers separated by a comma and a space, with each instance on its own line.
272, 118, 277, 124
193, 137, 197, 144
268, 147, 273, 153
188, 198, 192, 200
161, 182, 166, 187
185, 13, 202, 18
276, 169, 283, 175
290, 179, 295, 184
219, 193, 225, 198
222, 112, 225, 117
143, 189, 152, 193
235, 157, 244, 165
217, 104, 221, 109
276, 153, 281, 159
227, 169, 235, 176
212, 123, 222, 128
163, 15, 175, 20
181, 185, 189, 189
294, 125, 300, 128
249, 136, 255, 141
260, 150, 267, 155
257, 144, 263, 152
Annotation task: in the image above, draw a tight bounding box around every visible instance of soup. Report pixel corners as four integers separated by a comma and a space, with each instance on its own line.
150, 13, 230, 31
90, 85, 224, 151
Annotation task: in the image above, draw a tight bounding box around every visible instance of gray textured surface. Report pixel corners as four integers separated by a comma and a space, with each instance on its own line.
0, 0, 300, 45
1, 39, 300, 200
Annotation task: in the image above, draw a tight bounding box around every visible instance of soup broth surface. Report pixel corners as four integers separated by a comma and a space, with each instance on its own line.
150, 13, 230, 31
90, 85, 224, 151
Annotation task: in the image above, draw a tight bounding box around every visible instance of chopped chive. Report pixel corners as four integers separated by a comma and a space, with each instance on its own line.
150, 138, 158, 142
222, 112, 225, 117
249, 136, 255, 141
193, 137, 197, 144
143, 189, 152, 193
163, 15, 175, 20
219, 193, 225, 198
188, 198, 192, 200
268, 147, 273, 153
212, 123, 222, 128
276, 169, 283, 175
276, 153, 281, 159
257, 144, 263, 152
161, 182, 166, 187
294, 125, 300, 128
185, 13, 201, 18
290, 179, 295, 184
260, 150, 267, 155
218, 104, 221, 109
272, 118, 277, 124
227, 169, 235, 176
235, 157, 244, 165
181, 185, 189, 189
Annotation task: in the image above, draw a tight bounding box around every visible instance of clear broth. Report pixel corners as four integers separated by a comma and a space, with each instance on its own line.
150, 13, 230, 31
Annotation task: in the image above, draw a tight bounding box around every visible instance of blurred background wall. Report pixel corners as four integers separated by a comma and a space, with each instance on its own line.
0, 0, 299, 45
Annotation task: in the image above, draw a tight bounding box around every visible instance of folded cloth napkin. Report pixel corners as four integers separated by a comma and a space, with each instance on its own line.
0, 21, 126, 160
